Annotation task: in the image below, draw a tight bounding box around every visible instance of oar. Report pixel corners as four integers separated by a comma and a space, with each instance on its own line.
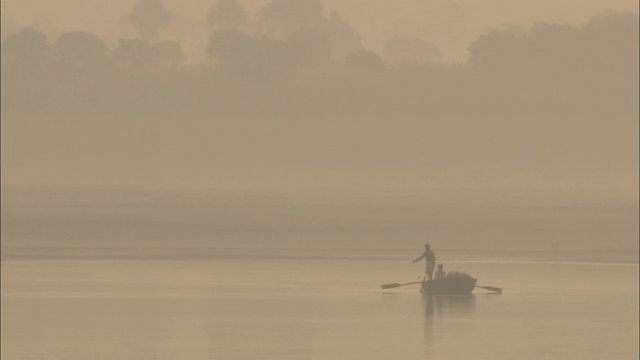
475, 285, 502, 293
381, 281, 423, 289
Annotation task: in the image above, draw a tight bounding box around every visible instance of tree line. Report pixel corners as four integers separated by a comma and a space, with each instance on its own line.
1, 0, 637, 122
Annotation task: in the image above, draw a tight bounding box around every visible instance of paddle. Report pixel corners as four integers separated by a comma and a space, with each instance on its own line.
475, 285, 502, 293
381, 281, 423, 289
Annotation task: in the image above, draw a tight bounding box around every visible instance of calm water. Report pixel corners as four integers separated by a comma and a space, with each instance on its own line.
2, 259, 638, 359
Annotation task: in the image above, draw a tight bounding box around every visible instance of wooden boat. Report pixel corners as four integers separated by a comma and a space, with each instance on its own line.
380, 271, 501, 294
420, 272, 478, 295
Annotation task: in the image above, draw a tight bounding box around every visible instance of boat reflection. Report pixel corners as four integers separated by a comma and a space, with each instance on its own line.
422, 295, 476, 358
427, 294, 476, 317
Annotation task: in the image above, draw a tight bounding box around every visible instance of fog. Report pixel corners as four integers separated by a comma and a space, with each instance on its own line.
1, 0, 638, 257
1, 0, 637, 62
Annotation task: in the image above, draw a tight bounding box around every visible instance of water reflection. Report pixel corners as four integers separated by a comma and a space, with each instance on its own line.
422, 295, 476, 358
423, 294, 476, 318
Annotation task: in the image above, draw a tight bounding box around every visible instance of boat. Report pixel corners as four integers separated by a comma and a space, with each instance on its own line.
380, 271, 501, 294
420, 272, 477, 295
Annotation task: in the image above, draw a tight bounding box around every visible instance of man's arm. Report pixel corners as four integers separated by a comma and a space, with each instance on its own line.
412, 253, 426, 262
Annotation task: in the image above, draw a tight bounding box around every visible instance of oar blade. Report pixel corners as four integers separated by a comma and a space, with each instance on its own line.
381, 283, 401, 289
476, 285, 503, 293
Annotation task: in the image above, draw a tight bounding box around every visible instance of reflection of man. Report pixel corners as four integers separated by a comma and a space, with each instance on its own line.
434, 264, 447, 280
413, 243, 436, 279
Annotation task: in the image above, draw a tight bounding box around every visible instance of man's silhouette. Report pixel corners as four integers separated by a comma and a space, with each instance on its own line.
413, 243, 436, 280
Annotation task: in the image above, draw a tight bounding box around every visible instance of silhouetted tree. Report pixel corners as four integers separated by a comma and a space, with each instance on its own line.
129, 0, 170, 40
207, 0, 248, 29
207, 28, 292, 76
581, 11, 639, 75
113, 39, 156, 69
322, 12, 362, 60
1, 27, 51, 111
252, 0, 360, 61
206, 28, 251, 62
582, 11, 639, 42
51, 32, 112, 71
1, 27, 49, 67
152, 41, 184, 69
287, 29, 331, 74
467, 28, 521, 68
114, 38, 183, 70
345, 50, 386, 72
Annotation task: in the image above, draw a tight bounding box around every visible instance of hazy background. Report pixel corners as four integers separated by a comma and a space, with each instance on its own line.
2, 0, 638, 63
1, 0, 638, 259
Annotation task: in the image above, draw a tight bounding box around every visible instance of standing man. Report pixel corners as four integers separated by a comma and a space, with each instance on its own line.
413, 243, 436, 280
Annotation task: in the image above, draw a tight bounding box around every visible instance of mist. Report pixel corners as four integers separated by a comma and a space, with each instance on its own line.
1, 0, 638, 258
2, 4, 639, 360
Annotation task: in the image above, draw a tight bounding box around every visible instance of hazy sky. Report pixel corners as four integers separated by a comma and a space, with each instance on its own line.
2, 0, 637, 62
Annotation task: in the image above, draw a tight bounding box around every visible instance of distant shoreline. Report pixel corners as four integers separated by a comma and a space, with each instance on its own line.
2, 247, 637, 265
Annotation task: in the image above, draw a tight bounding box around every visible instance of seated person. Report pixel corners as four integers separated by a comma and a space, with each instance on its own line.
434, 264, 447, 280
